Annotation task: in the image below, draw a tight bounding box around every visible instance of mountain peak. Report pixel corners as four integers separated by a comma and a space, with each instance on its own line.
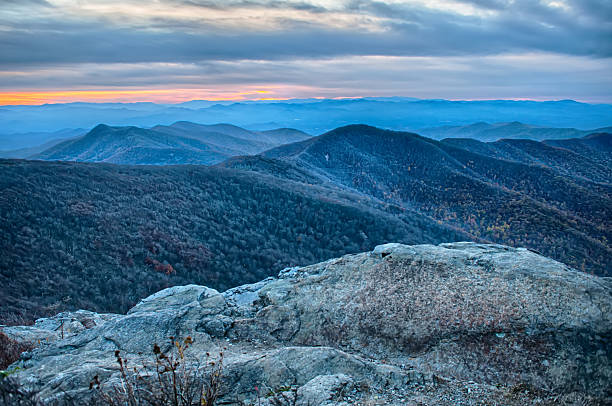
328, 123, 385, 134
89, 123, 113, 134
320, 124, 424, 143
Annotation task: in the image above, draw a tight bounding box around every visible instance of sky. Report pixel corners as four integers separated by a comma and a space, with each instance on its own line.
0, 0, 611, 104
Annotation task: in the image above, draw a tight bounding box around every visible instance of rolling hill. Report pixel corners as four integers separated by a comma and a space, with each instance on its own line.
239, 125, 611, 275
0, 136, 78, 159
152, 121, 310, 150
32, 122, 311, 165
0, 128, 86, 151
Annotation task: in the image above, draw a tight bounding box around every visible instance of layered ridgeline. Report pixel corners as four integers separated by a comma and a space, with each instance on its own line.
221, 125, 611, 275
2, 98, 612, 136
442, 133, 612, 182
0, 159, 464, 324
3, 244, 611, 404
420, 121, 612, 142
31, 122, 310, 165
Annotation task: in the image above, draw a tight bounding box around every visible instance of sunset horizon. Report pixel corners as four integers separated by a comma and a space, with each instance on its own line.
1, 91, 611, 106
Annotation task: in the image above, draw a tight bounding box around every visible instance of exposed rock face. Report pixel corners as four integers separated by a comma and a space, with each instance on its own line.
1, 310, 118, 346
4, 243, 611, 404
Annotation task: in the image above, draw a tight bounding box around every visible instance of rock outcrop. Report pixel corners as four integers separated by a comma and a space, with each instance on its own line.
4, 243, 611, 405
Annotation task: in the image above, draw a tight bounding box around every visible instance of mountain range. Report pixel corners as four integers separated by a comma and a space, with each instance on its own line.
443, 133, 611, 181
420, 121, 612, 142
0, 128, 86, 152
31, 122, 310, 165
5, 119, 610, 164
235, 125, 612, 275
2, 98, 612, 147
1, 123, 610, 326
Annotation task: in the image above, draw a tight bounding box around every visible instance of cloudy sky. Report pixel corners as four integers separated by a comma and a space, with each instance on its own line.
0, 0, 611, 104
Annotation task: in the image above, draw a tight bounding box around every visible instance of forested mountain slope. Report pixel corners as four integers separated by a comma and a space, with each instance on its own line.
254, 125, 611, 275
442, 134, 612, 183
544, 132, 612, 166
4, 125, 610, 325
0, 159, 463, 324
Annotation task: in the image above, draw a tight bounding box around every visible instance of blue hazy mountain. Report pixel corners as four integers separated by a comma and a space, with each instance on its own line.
2, 98, 611, 149
32, 122, 310, 165
0, 128, 86, 151
420, 121, 612, 142
0, 136, 78, 159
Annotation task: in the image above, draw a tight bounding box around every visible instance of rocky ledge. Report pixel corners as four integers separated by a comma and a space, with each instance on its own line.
3, 242, 611, 405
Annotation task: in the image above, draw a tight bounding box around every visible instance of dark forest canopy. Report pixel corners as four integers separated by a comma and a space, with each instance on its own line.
257, 125, 611, 275
0, 159, 462, 324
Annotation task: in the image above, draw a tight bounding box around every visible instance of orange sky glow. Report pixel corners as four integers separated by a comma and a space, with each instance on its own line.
0, 88, 292, 105
2, 89, 594, 106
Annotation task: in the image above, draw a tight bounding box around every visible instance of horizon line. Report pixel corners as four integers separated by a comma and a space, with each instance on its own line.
0, 95, 608, 108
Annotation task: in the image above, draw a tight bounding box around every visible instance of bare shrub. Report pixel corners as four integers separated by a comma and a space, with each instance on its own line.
92, 336, 223, 406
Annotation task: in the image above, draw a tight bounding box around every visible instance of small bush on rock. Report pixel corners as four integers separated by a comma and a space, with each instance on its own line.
92, 336, 223, 406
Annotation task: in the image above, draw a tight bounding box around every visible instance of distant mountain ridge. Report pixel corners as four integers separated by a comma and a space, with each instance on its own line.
0, 136, 75, 159
32, 122, 311, 165
0, 128, 86, 151
420, 121, 612, 142
1, 98, 611, 140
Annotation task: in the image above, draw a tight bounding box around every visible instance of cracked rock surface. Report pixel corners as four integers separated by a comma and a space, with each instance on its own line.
4, 242, 611, 404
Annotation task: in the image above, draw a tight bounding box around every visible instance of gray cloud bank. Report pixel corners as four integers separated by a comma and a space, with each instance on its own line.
0, 0, 611, 101
1, 0, 611, 66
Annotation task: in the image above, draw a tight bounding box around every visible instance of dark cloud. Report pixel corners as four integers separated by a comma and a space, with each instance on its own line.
173, 0, 328, 13
1, 3, 610, 69
0, 0, 610, 70
0, 0, 53, 6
